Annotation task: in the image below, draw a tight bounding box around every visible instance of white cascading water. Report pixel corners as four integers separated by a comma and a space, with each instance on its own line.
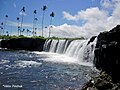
43, 38, 97, 64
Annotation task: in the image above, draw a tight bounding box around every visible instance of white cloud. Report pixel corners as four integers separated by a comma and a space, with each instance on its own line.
11, 0, 120, 38
7, 20, 33, 28
100, 0, 113, 9
37, 24, 94, 38
63, 11, 78, 21
5, 0, 120, 38
63, 7, 108, 22
61, 0, 120, 38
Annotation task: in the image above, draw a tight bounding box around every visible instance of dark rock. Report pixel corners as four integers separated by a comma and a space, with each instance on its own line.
0, 40, 1, 47
1, 38, 46, 51
87, 36, 97, 45
94, 25, 120, 82
94, 79, 113, 90
81, 72, 120, 90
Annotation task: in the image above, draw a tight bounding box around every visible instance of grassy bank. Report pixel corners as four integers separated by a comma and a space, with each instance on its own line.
0, 35, 85, 40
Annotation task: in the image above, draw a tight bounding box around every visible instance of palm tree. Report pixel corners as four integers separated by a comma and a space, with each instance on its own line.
6, 31, 9, 36
49, 12, 55, 37
18, 26, 20, 36
1, 27, 3, 36
41, 5, 47, 37
4, 15, 8, 35
35, 27, 37, 36
17, 17, 20, 36
20, 6, 25, 35
34, 18, 38, 36
1, 22, 4, 35
22, 29, 25, 35
0, 26, 3, 36
1, 22, 3, 25
33, 10, 37, 36
27, 29, 29, 36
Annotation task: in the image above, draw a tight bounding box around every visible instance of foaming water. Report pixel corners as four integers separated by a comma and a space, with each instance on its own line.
33, 51, 93, 66
43, 38, 97, 66
0, 60, 10, 64
0, 38, 97, 90
15, 61, 42, 68
0, 50, 99, 90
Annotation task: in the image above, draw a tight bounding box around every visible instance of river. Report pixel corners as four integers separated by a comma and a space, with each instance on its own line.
0, 49, 98, 90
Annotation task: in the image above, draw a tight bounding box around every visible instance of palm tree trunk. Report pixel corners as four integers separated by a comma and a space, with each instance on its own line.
20, 12, 23, 35
18, 22, 19, 36
42, 11, 45, 37
4, 18, 7, 35
33, 14, 35, 36
0, 29, 1, 36
49, 17, 52, 37
34, 23, 37, 36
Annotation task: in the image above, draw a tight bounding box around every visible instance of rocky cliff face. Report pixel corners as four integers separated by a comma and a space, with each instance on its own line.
81, 25, 120, 90
0, 39, 1, 48
94, 25, 120, 82
1, 38, 46, 51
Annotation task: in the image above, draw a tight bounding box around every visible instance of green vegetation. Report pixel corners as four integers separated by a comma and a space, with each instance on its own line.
45, 36, 85, 40
0, 35, 85, 40
0, 35, 26, 39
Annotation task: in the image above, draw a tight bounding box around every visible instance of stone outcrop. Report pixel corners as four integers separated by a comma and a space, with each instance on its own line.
81, 25, 120, 90
94, 25, 120, 82
81, 72, 120, 90
0, 39, 1, 47
1, 38, 46, 51
87, 36, 96, 45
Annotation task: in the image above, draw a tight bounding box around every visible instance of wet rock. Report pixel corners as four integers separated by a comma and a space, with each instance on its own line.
82, 25, 120, 90
87, 36, 97, 45
81, 72, 120, 90
1, 38, 46, 51
94, 25, 120, 82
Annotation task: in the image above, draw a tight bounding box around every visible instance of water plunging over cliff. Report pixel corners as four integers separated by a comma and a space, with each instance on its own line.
43, 38, 97, 64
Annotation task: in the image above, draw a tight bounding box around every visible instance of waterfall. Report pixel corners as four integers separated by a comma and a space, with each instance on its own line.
43, 38, 97, 63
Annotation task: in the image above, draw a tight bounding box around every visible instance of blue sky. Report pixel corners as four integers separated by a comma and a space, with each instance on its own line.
0, 0, 120, 38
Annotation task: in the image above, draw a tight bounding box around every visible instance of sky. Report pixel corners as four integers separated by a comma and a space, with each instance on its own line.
0, 0, 120, 38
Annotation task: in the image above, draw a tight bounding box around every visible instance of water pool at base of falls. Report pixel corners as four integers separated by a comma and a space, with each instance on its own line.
0, 50, 98, 90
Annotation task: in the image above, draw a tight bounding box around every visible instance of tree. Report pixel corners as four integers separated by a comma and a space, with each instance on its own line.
41, 5, 47, 37
0, 26, 3, 36
33, 10, 37, 36
49, 12, 55, 37
6, 15, 8, 18
20, 6, 25, 35
21, 29, 25, 35
5, 31, 9, 36
17, 17, 20, 36
27, 29, 29, 36
4, 15, 8, 35
1, 22, 3, 25
1, 22, 4, 35
34, 18, 38, 36
18, 26, 20, 36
